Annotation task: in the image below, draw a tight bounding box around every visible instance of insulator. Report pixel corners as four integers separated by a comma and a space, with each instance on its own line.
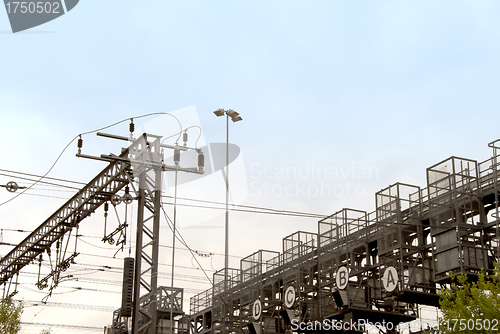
198, 152, 205, 168
111, 194, 122, 206
174, 148, 180, 164
77, 136, 83, 154
56, 241, 60, 250
129, 119, 135, 133
104, 202, 109, 212
120, 257, 134, 317
122, 186, 133, 203
183, 132, 188, 144
123, 194, 133, 204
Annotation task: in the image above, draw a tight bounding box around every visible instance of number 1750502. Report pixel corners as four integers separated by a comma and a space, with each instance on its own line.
5, 2, 61, 14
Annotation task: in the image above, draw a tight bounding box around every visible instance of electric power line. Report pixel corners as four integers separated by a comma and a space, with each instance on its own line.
0, 112, 183, 207
22, 299, 116, 312
21, 322, 102, 331
0, 169, 328, 219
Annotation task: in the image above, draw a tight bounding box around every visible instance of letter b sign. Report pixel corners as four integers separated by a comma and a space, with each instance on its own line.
336, 267, 349, 290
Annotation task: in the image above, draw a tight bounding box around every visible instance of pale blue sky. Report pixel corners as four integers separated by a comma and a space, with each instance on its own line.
1, 1, 499, 332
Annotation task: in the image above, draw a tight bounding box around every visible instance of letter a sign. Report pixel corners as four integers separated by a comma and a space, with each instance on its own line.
382, 266, 398, 292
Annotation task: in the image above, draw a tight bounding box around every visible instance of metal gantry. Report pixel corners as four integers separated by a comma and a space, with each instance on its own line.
190, 140, 500, 334
3, 134, 500, 334
0, 143, 132, 298
0, 131, 204, 334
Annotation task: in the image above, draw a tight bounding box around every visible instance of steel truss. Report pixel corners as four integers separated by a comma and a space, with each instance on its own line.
190, 140, 500, 334
0, 144, 132, 297
1, 132, 203, 334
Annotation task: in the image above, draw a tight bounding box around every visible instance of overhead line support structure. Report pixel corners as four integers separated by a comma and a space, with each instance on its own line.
0, 142, 132, 290
0, 132, 204, 334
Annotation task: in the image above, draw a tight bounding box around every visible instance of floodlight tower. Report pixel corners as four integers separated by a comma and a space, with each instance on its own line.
213, 109, 242, 286
213, 109, 242, 334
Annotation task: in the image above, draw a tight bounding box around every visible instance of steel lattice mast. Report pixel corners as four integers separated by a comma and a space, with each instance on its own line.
0, 131, 204, 334
0, 144, 132, 290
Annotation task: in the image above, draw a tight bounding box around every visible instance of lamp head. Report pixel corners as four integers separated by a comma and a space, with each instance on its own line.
226, 109, 242, 122
213, 109, 225, 117
226, 109, 238, 118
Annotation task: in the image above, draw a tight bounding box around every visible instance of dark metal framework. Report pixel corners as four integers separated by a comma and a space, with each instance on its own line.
0, 143, 132, 297
190, 140, 500, 334
1, 132, 203, 334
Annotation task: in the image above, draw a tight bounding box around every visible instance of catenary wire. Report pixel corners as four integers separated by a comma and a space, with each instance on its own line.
0, 112, 182, 207
0, 168, 328, 219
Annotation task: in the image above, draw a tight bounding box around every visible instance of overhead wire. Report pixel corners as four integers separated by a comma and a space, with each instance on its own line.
21, 321, 103, 331
1, 178, 456, 231
16, 192, 69, 200
6, 247, 211, 298
159, 203, 213, 285
18, 284, 80, 296
19, 269, 208, 290
76, 252, 217, 272
20, 307, 45, 334
0, 168, 328, 219
0, 168, 86, 185
22, 299, 116, 312
0, 172, 80, 190
78, 233, 242, 259
161, 125, 203, 148
160, 199, 324, 218
78, 238, 118, 250
161, 193, 326, 218
158, 202, 238, 326
0, 112, 182, 207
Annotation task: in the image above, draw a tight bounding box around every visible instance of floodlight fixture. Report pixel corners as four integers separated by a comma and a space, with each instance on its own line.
226, 109, 243, 122
226, 109, 238, 117
231, 115, 243, 122
213, 109, 225, 117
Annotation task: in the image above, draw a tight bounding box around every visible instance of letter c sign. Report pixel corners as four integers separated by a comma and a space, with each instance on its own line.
284, 286, 296, 309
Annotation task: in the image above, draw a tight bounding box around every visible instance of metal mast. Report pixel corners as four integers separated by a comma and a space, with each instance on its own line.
99, 132, 203, 334
0, 130, 204, 334
128, 134, 163, 334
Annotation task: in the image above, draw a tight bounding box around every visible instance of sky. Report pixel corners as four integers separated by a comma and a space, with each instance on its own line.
1, 0, 500, 333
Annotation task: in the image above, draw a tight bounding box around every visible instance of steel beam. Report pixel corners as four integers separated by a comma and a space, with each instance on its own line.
0, 148, 132, 286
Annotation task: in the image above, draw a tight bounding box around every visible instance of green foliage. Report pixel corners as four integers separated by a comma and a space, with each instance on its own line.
0, 298, 23, 334
438, 263, 500, 333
